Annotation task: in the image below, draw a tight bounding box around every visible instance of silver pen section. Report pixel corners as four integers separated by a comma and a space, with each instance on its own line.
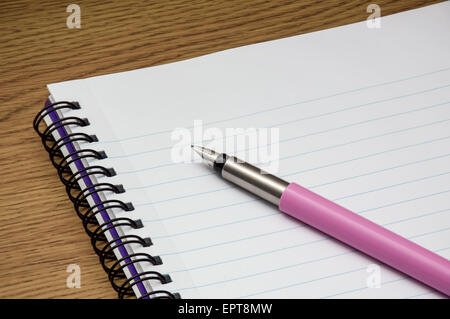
191, 145, 289, 206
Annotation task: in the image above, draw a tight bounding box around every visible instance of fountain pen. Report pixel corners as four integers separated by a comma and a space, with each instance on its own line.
191, 145, 450, 296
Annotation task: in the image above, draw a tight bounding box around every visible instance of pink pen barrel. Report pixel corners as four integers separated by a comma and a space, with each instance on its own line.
279, 183, 450, 296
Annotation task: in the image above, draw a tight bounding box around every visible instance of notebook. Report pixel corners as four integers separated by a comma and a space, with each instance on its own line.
33, 2, 450, 299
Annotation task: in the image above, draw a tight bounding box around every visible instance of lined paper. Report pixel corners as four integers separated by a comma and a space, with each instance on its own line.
48, 2, 450, 298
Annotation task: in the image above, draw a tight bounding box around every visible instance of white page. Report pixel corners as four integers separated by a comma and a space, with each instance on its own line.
48, 2, 450, 298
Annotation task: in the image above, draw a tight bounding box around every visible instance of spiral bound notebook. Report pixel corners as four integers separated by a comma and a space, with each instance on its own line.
33, 2, 450, 299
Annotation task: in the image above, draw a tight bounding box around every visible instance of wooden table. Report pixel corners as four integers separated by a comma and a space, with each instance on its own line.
0, 0, 441, 299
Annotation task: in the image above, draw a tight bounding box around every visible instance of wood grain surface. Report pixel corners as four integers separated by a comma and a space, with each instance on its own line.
0, 0, 442, 299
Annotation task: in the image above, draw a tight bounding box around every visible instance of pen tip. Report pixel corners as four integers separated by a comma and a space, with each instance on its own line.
191, 145, 219, 166
191, 144, 203, 157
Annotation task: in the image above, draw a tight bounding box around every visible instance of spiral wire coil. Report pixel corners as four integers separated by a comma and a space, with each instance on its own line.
33, 101, 180, 299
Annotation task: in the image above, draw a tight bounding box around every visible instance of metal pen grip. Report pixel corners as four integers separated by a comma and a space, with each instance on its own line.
221, 157, 289, 206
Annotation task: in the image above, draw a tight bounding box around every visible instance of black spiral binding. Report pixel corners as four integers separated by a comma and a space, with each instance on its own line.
33, 101, 180, 299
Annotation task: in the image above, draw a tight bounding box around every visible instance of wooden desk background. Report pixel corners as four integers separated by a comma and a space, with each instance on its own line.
0, 0, 442, 298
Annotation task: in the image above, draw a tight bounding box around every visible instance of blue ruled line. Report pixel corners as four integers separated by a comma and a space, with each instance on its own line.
96, 66, 450, 144
163, 208, 449, 276
321, 246, 450, 299
124, 115, 450, 184
160, 208, 450, 262
139, 150, 450, 223
134, 132, 450, 207
151, 172, 450, 240
113, 96, 450, 162
234, 244, 450, 299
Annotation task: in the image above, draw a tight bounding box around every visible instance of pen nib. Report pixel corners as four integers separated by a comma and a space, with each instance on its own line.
191, 145, 219, 166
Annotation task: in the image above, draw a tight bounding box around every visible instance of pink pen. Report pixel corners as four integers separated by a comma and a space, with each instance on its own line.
192, 145, 450, 296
